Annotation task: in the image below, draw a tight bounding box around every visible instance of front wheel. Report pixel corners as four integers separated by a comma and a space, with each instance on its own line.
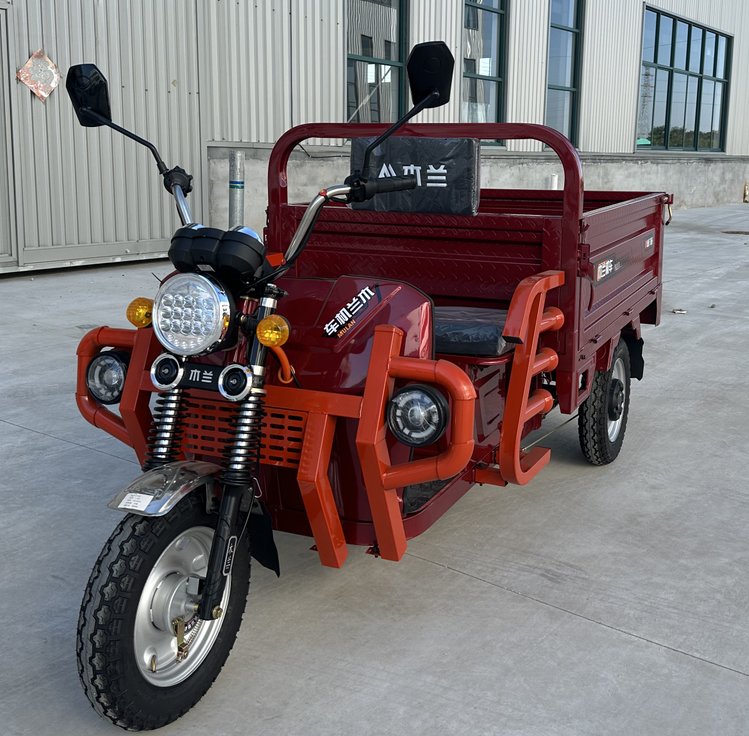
76, 494, 250, 731
578, 339, 631, 465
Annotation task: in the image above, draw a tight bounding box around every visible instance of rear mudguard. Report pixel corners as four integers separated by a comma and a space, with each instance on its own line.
107, 461, 280, 576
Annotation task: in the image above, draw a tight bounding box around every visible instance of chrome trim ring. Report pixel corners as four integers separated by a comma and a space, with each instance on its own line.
152, 273, 233, 357
217, 364, 254, 402
150, 354, 185, 392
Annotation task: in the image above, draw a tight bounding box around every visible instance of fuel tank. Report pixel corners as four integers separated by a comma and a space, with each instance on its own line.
272, 275, 433, 393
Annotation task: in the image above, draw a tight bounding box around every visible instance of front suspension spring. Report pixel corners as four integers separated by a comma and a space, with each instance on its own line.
219, 391, 266, 487
142, 388, 185, 471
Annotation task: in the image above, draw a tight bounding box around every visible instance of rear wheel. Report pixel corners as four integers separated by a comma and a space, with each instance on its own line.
76, 494, 250, 731
578, 339, 631, 465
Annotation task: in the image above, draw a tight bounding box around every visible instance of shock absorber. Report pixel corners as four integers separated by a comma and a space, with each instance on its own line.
198, 284, 285, 620
219, 389, 265, 487
142, 387, 184, 471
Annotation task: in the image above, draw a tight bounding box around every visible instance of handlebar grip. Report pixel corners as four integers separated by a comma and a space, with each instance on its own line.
373, 175, 417, 195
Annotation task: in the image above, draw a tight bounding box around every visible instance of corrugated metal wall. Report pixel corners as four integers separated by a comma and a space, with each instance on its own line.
202, 0, 345, 145
6, 0, 202, 269
202, 0, 290, 143
504, 0, 549, 152
578, 1, 643, 153
408, 0, 462, 124
0, 7, 14, 260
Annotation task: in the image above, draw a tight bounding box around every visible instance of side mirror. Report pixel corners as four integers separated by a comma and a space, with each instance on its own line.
406, 41, 454, 108
66, 64, 112, 127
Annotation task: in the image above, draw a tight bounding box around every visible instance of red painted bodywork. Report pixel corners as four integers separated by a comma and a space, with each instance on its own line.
76, 123, 669, 566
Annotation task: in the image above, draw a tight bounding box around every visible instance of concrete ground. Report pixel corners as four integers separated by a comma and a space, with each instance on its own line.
1, 203, 748, 735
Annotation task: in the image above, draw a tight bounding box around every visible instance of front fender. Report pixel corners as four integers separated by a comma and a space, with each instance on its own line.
108, 461, 220, 517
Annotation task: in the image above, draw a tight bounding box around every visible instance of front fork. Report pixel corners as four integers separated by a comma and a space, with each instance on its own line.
147, 284, 284, 621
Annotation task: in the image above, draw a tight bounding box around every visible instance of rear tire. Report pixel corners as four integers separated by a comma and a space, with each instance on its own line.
578, 339, 631, 465
76, 494, 250, 731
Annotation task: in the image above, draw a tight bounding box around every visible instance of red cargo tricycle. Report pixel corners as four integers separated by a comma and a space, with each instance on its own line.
67, 44, 670, 730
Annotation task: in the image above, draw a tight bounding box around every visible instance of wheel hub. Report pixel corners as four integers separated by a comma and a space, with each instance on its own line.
133, 525, 231, 687
608, 378, 625, 421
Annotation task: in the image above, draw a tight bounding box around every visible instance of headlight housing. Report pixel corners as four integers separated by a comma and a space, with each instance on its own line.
152, 273, 233, 356
86, 351, 129, 405
386, 384, 450, 448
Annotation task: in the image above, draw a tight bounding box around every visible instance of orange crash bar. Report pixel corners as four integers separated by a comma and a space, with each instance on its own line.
356, 325, 476, 563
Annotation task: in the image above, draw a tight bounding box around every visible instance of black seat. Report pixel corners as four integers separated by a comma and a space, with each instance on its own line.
433, 306, 513, 357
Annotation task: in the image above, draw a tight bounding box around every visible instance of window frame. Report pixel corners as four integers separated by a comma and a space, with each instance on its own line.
346, 0, 408, 122
461, 0, 506, 138
545, 0, 584, 146
636, 7, 732, 153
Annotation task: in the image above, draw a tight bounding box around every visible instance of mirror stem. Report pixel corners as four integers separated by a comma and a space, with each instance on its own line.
360, 89, 439, 179
81, 108, 168, 175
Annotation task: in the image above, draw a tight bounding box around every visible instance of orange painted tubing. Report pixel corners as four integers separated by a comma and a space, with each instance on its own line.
270, 345, 294, 383
75, 327, 138, 447
533, 347, 559, 375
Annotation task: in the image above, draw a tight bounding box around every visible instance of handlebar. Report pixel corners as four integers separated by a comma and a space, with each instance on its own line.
372, 175, 417, 195
172, 185, 194, 226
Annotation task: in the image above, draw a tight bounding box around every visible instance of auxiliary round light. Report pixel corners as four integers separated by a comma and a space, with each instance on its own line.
126, 297, 154, 328
86, 351, 129, 405
152, 273, 232, 357
386, 384, 450, 448
256, 314, 290, 348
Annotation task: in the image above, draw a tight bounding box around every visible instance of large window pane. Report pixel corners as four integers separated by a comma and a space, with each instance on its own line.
716, 36, 727, 78
712, 82, 723, 149
669, 73, 687, 147
347, 0, 402, 122
658, 16, 673, 65
698, 79, 714, 148
550, 0, 575, 28
346, 60, 399, 123
674, 21, 688, 69
546, 88, 572, 139
643, 10, 657, 63
548, 28, 574, 87
652, 69, 669, 146
463, 7, 500, 77
703, 31, 716, 76
347, 0, 400, 61
684, 75, 698, 148
689, 27, 702, 73
636, 66, 656, 145
461, 77, 498, 123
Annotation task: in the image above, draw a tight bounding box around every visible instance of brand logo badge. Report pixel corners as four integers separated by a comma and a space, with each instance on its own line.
222, 536, 237, 576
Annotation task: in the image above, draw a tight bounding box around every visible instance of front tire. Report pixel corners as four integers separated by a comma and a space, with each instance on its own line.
578, 339, 631, 465
76, 494, 250, 731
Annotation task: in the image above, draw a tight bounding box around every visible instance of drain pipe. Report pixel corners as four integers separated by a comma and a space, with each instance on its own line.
229, 150, 245, 228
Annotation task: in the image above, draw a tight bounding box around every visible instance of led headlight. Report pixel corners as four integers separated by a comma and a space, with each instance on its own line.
386, 384, 450, 448
152, 273, 233, 356
86, 351, 129, 405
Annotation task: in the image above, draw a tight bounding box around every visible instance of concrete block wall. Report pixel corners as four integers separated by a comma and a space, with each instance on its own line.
208, 146, 749, 235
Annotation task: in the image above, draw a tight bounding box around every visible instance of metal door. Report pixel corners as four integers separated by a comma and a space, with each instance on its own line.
3, 0, 202, 272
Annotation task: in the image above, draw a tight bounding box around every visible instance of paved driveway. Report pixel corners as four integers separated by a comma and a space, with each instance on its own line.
1, 204, 748, 735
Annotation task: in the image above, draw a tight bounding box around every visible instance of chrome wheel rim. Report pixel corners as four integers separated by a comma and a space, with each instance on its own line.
133, 525, 231, 687
607, 358, 626, 442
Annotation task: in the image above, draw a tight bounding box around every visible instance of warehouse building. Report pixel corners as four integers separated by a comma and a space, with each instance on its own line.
1, 0, 748, 272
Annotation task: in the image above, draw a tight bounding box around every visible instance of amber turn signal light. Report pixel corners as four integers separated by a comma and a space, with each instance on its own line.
126, 297, 154, 328
256, 314, 290, 347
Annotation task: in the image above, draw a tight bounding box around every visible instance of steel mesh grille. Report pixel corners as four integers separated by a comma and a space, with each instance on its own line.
181, 392, 307, 468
